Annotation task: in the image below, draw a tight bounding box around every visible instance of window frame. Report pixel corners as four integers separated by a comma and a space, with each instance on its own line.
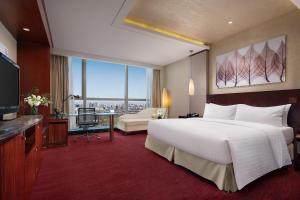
71, 58, 148, 112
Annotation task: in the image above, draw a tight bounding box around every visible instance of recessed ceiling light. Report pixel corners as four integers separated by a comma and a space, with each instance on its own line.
228, 21, 233, 25
23, 28, 30, 32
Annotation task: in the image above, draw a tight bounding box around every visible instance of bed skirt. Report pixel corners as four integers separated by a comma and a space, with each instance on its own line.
145, 135, 175, 161
145, 135, 294, 192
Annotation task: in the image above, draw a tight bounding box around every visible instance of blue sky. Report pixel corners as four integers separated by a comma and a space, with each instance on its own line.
71, 58, 147, 99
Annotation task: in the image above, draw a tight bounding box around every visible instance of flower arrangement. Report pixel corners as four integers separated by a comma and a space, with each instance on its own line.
24, 88, 50, 115
24, 94, 49, 107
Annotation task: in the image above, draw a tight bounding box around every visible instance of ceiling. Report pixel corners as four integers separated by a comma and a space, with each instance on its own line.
43, 0, 207, 67
128, 0, 296, 43
42, 0, 297, 67
0, 0, 49, 45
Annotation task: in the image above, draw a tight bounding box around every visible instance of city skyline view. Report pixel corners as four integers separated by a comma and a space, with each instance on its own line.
69, 99, 147, 129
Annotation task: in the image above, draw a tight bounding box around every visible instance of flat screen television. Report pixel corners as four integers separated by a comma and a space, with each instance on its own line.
0, 52, 19, 119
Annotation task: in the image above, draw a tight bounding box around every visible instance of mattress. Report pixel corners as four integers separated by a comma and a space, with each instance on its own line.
145, 135, 294, 192
148, 118, 292, 165
280, 126, 294, 144
148, 118, 232, 164
148, 118, 292, 190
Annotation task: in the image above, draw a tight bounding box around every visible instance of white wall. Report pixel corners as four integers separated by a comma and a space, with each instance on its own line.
164, 58, 190, 118
0, 22, 17, 62
209, 10, 300, 94
163, 51, 208, 118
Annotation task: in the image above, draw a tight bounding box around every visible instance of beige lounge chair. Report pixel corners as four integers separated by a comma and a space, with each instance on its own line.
116, 108, 167, 133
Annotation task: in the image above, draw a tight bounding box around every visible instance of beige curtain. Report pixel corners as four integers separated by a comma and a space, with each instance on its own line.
152, 69, 161, 108
50, 55, 69, 113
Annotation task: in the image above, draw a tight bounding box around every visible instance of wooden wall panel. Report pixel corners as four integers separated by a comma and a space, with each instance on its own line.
18, 41, 50, 125
0, 0, 49, 46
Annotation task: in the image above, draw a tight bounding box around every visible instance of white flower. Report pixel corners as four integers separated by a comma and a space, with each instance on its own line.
24, 93, 49, 108
28, 99, 34, 107
34, 101, 41, 106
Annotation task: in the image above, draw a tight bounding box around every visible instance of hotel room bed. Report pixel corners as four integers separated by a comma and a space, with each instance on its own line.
145, 118, 293, 192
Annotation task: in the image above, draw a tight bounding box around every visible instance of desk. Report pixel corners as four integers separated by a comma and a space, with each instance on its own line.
68, 113, 118, 142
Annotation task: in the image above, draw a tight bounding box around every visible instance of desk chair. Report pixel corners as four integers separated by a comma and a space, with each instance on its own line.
76, 107, 100, 141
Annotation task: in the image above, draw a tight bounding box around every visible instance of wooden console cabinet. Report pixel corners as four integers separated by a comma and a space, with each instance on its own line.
47, 118, 68, 147
0, 134, 25, 200
0, 116, 43, 200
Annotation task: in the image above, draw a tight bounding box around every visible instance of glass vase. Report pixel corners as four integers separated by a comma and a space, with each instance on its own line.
31, 106, 39, 115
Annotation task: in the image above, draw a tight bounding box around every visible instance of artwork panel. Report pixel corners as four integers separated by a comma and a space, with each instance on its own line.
282, 69, 286, 82
252, 41, 266, 54
266, 36, 286, 83
236, 80, 249, 87
236, 46, 251, 86
251, 42, 267, 84
251, 77, 269, 85
216, 54, 228, 65
268, 35, 286, 51
238, 46, 251, 56
225, 51, 236, 86
268, 73, 283, 83
217, 81, 226, 88
216, 35, 286, 89
216, 54, 227, 87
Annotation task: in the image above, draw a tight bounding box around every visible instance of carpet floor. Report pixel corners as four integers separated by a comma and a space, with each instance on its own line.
31, 132, 300, 200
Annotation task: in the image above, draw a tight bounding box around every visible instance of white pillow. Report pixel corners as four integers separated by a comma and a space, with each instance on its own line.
203, 103, 237, 120
283, 104, 291, 126
235, 104, 285, 127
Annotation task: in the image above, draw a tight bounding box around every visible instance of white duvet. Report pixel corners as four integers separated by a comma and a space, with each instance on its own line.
147, 118, 292, 190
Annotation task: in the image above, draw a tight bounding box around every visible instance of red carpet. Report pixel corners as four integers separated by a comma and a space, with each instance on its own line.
31, 132, 300, 200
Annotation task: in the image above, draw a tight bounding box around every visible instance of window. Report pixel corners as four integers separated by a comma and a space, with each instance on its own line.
69, 57, 152, 129
70, 57, 82, 97
86, 60, 125, 98
128, 66, 148, 113
128, 66, 147, 99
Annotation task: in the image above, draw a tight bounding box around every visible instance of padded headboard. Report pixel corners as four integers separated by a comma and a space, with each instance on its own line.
207, 89, 300, 130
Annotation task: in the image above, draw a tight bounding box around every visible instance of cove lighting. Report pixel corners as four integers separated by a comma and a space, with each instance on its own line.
124, 17, 205, 46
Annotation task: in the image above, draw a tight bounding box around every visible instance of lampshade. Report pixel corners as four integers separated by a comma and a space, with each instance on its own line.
188, 79, 195, 96
162, 88, 169, 108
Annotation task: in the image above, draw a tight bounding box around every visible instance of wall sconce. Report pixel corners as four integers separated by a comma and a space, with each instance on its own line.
188, 79, 195, 96
189, 50, 195, 96
162, 88, 169, 108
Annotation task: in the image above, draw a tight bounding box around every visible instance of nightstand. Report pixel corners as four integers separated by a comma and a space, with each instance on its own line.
294, 134, 300, 171
178, 113, 201, 118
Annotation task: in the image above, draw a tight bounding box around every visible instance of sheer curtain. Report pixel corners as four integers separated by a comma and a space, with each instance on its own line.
68, 57, 77, 129
151, 69, 161, 108
50, 55, 69, 114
